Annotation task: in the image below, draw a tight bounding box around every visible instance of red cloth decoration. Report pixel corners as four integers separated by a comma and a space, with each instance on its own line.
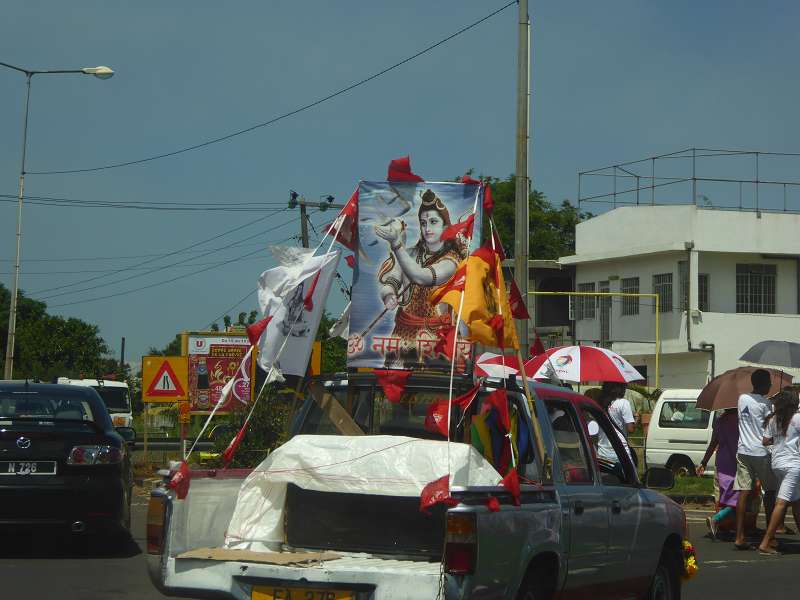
461, 174, 481, 185
419, 475, 459, 514
424, 400, 450, 438
303, 270, 322, 312
387, 156, 424, 182
429, 265, 467, 306
453, 383, 481, 410
483, 184, 494, 214
489, 228, 506, 261
345, 254, 355, 268
440, 214, 475, 242
485, 388, 511, 431
246, 316, 272, 346
324, 188, 358, 251
433, 324, 457, 359
374, 369, 412, 403
168, 460, 191, 500
530, 331, 545, 358
509, 280, 530, 320
486, 496, 501, 512
222, 420, 250, 467
488, 314, 505, 349
500, 469, 521, 506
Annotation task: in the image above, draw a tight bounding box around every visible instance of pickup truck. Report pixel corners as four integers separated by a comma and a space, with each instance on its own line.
147, 372, 688, 600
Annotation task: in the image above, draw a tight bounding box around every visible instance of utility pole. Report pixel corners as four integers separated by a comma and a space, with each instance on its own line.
120, 337, 126, 371
514, 0, 531, 352
288, 192, 346, 249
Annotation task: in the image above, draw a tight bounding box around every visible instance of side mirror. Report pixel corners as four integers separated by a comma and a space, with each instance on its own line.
644, 467, 675, 490
116, 426, 137, 448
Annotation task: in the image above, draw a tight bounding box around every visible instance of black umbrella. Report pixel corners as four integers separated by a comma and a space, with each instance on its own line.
740, 340, 800, 369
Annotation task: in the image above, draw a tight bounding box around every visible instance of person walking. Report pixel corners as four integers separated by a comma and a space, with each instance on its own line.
697, 408, 738, 539
757, 390, 800, 555
733, 369, 778, 550
595, 382, 637, 467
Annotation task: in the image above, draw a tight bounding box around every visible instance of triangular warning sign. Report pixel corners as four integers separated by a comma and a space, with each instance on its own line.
147, 361, 186, 397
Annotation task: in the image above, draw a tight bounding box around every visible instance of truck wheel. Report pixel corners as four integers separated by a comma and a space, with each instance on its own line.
516, 561, 555, 600
646, 550, 681, 600
666, 455, 694, 477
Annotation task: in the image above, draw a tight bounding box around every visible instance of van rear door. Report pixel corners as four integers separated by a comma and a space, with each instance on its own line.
650, 398, 712, 474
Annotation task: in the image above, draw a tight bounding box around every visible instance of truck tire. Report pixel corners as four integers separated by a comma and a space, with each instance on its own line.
516, 560, 556, 600
646, 549, 681, 600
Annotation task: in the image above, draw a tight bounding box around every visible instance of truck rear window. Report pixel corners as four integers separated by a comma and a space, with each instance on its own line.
658, 400, 709, 429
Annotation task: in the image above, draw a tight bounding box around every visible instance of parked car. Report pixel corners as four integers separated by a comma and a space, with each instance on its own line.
148, 373, 688, 599
645, 389, 713, 476
0, 380, 135, 539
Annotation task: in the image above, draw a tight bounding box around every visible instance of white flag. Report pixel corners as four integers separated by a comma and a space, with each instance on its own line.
328, 301, 351, 340
257, 249, 341, 376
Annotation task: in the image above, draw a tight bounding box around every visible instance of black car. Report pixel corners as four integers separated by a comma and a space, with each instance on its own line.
0, 381, 134, 538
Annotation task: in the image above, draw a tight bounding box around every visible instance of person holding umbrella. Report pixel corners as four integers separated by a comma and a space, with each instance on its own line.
733, 368, 778, 550
757, 390, 800, 555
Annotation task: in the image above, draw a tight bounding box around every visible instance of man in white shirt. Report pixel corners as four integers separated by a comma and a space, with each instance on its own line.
596, 382, 637, 464
733, 369, 777, 549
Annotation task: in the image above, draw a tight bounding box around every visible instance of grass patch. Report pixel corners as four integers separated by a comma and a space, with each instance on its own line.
670, 474, 714, 497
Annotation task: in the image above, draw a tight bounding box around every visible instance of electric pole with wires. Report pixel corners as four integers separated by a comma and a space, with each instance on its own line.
288, 191, 345, 248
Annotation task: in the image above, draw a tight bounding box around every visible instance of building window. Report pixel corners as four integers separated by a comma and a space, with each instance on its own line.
653, 273, 673, 313
699, 274, 710, 312
736, 264, 776, 313
679, 261, 710, 312
576, 282, 596, 320
621, 277, 639, 316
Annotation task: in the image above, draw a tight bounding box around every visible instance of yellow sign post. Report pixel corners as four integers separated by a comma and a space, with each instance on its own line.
142, 356, 189, 402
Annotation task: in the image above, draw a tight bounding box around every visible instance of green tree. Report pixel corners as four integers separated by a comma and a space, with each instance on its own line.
0, 283, 117, 381
481, 175, 591, 259
147, 333, 182, 356
317, 310, 347, 373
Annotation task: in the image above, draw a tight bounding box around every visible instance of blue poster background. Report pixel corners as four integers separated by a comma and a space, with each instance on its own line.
347, 181, 483, 370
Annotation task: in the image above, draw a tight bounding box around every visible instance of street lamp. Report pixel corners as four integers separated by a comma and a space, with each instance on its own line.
0, 61, 114, 379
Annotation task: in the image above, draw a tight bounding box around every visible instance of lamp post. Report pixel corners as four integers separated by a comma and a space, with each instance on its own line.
1, 61, 114, 379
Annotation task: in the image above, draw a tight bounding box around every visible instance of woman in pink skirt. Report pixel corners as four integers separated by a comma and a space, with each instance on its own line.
697, 408, 739, 538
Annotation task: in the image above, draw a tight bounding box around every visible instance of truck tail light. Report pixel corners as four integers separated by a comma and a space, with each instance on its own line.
67, 445, 122, 465
147, 495, 167, 555
445, 512, 476, 575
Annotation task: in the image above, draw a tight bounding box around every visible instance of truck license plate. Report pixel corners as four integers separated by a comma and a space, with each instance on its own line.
252, 586, 354, 600
0, 461, 57, 475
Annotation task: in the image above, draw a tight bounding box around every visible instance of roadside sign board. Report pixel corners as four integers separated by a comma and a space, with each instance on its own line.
183, 332, 253, 414
142, 356, 189, 403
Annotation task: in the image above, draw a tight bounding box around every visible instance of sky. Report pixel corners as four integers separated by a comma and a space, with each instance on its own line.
2, 1, 800, 368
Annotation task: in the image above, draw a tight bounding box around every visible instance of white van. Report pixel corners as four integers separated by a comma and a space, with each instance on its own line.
645, 389, 714, 476
56, 377, 133, 428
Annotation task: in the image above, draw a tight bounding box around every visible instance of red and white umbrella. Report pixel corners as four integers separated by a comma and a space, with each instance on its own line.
475, 352, 524, 378
523, 345, 645, 384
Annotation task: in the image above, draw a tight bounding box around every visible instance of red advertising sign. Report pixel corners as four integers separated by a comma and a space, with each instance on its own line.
187, 334, 252, 413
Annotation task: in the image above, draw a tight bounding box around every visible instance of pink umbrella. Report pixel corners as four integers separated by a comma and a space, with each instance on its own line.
474, 352, 523, 378
523, 345, 645, 384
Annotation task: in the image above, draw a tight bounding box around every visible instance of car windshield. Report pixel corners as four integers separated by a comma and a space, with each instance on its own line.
0, 393, 97, 424
91, 386, 130, 412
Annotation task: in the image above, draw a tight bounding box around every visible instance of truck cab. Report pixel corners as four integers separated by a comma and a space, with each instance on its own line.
56, 378, 133, 428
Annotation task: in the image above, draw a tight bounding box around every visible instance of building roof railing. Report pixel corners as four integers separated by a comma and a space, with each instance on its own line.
578, 147, 800, 214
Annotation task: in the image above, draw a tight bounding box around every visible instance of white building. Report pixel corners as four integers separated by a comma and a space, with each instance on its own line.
560, 204, 800, 388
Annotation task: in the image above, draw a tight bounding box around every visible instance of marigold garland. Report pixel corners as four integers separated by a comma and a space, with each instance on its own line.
682, 540, 698, 581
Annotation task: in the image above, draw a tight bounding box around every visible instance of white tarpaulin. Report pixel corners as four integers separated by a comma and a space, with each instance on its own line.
224, 435, 501, 550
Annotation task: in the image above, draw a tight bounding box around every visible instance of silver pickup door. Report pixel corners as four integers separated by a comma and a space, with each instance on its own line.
544, 399, 613, 598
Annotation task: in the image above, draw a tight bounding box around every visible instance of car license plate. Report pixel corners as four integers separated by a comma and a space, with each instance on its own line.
0, 461, 57, 475
252, 586, 354, 600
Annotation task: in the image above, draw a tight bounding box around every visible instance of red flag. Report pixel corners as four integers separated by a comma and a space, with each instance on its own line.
440, 214, 475, 242
419, 475, 459, 514
424, 400, 449, 437
485, 388, 510, 431
488, 314, 505, 349
345, 255, 355, 268
222, 421, 249, 467
324, 188, 358, 251
303, 270, 322, 312
388, 156, 424, 182
246, 316, 272, 346
483, 184, 494, 214
374, 369, 412, 403
489, 228, 506, 261
500, 469, 521, 506
509, 280, 530, 320
460, 174, 481, 185
168, 460, 191, 500
433, 324, 457, 359
453, 383, 480, 410
530, 331, 545, 358
429, 264, 467, 306
486, 496, 501, 512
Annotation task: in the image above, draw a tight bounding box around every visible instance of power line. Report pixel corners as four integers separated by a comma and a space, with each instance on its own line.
206, 289, 258, 330
0, 193, 289, 211
27, 1, 516, 176
27, 207, 285, 296
0, 254, 272, 275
